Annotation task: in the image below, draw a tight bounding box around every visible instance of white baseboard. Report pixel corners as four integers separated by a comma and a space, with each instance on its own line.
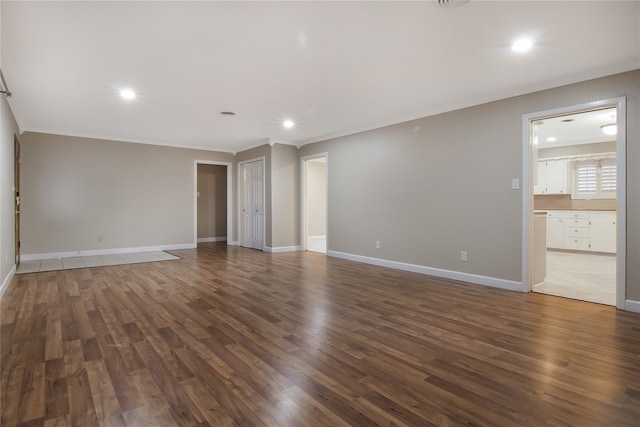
264, 246, 302, 254
0, 264, 16, 299
197, 237, 227, 243
327, 250, 523, 292
624, 299, 640, 313
21, 243, 196, 261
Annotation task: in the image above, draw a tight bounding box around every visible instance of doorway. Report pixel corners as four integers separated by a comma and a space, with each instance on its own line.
193, 160, 233, 247
523, 98, 626, 309
14, 135, 20, 267
302, 154, 328, 253
238, 158, 265, 250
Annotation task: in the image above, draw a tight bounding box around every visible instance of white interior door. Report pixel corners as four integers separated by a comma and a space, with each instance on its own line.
240, 160, 264, 250
241, 163, 252, 248
251, 161, 264, 250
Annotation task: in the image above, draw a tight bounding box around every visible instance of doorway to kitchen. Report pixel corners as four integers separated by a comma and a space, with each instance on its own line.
523, 98, 626, 308
301, 154, 328, 253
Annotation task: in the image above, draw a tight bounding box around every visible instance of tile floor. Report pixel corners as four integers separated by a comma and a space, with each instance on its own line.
533, 250, 616, 306
16, 251, 179, 274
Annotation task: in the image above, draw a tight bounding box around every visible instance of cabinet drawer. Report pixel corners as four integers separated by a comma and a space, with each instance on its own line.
563, 212, 589, 219
563, 227, 589, 238
564, 237, 590, 251
547, 211, 564, 219
564, 218, 589, 228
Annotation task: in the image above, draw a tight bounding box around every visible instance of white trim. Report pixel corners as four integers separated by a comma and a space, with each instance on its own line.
624, 299, 640, 313
0, 265, 16, 299
197, 237, 227, 243
522, 97, 627, 309
21, 243, 194, 261
24, 127, 236, 154
300, 152, 329, 252
264, 246, 301, 253
194, 160, 233, 249
233, 140, 271, 155
328, 250, 522, 292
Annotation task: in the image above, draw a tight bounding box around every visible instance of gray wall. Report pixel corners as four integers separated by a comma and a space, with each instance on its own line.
299, 70, 640, 301
235, 143, 300, 249
197, 164, 227, 240
20, 132, 234, 254
1, 95, 18, 291
271, 144, 299, 248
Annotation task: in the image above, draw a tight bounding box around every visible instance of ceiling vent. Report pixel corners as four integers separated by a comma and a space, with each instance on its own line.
438, 0, 470, 8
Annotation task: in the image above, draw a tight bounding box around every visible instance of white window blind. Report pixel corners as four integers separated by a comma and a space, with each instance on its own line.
572, 158, 617, 199
600, 158, 617, 193
576, 161, 597, 195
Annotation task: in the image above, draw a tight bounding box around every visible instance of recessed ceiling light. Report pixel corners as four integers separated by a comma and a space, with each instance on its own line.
120, 88, 136, 100
283, 120, 295, 129
511, 38, 534, 53
546, 137, 557, 142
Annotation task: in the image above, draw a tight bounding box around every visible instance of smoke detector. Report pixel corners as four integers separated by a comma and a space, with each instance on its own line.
439, 0, 470, 8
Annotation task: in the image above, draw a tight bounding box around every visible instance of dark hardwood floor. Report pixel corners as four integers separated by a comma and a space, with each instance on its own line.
2, 243, 639, 426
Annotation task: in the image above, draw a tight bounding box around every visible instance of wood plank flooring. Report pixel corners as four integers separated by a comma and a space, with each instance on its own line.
2, 243, 639, 426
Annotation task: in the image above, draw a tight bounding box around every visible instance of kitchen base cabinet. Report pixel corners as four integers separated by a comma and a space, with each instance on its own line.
546, 211, 564, 249
590, 212, 617, 253
546, 210, 616, 254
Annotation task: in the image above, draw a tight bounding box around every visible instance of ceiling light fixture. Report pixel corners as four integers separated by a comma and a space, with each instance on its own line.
120, 88, 136, 100
438, 0, 470, 8
283, 120, 295, 129
601, 123, 617, 136
511, 38, 534, 53
546, 137, 556, 142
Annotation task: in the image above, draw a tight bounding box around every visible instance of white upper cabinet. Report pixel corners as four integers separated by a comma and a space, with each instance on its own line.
535, 160, 568, 195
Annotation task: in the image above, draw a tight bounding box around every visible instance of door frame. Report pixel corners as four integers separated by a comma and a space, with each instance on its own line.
521, 97, 626, 310
14, 135, 20, 266
193, 160, 233, 247
300, 153, 328, 252
237, 157, 266, 250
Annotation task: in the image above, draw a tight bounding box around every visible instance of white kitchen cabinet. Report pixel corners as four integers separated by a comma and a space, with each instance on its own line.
534, 160, 568, 195
546, 211, 564, 249
563, 211, 590, 251
545, 210, 616, 254
589, 212, 617, 253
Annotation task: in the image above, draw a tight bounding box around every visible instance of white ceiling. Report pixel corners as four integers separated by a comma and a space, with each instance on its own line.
535, 107, 618, 149
1, 1, 639, 153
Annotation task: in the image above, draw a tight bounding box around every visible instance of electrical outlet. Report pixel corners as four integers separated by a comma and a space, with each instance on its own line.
461, 251, 468, 262
375, 241, 381, 249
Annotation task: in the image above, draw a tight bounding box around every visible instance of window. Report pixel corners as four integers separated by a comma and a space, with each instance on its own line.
572, 158, 617, 199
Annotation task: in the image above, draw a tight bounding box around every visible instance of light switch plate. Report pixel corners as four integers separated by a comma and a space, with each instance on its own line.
511, 178, 520, 190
